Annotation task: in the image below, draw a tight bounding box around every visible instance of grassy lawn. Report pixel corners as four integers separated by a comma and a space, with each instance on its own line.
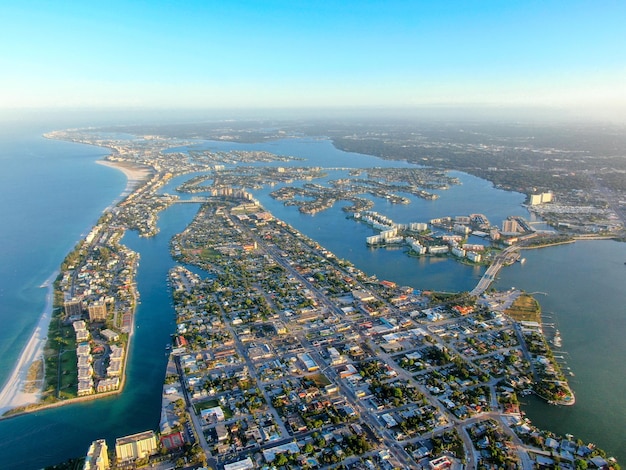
194, 399, 233, 419
196, 399, 220, 411
310, 372, 331, 387
201, 248, 221, 261
59, 349, 78, 398
44, 308, 81, 399
504, 294, 542, 323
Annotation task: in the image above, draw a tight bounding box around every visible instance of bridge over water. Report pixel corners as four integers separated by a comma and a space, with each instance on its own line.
172, 197, 214, 203
469, 245, 520, 297
173, 196, 259, 204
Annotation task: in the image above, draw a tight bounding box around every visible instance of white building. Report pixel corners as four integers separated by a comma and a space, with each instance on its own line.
115, 431, 158, 463
410, 222, 428, 232
453, 224, 470, 235
201, 406, 225, 422
407, 237, 427, 255
463, 243, 485, 252
224, 457, 255, 470
328, 347, 345, 365
428, 245, 449, 255
83, 439, 109, 470
451, 247, 466, 258
298, 352, 319, 372
78, 378, 94, 396
381, 413, 398, 428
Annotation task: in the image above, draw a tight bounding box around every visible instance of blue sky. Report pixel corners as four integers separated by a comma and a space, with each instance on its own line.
1, 0, 625, 118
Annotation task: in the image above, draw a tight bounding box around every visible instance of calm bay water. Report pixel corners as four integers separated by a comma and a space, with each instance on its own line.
0, 124, 623, 467
496, 242, 626, 460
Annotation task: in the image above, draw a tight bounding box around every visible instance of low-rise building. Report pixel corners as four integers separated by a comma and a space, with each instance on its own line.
73, 320, 90, 341
97, 377, 120, 392
201, 406, 225, 423
77, 342, 91, 357
101, 329, 119, 342
78, 378, 94, 397
298, 352, 319, 372
224, 457, 254, 470
107, 360, 122, 377
428, 245, 449, 255
451, 246, 466, 258
262, 442, 300, 463
78, 365, 93, 380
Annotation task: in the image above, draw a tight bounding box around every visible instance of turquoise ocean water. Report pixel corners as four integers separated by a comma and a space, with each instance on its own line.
0, 124, 623, 468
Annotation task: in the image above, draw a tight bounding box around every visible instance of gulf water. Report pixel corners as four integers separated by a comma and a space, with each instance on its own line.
0, 123, 624, 468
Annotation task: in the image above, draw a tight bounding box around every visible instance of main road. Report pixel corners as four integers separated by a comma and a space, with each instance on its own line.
470, 245, 520, 297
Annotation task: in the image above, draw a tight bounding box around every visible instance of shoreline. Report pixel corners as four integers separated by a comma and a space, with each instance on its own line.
0, 158, 150, 418
0, 271, 57, 416
96, 158, 153, 206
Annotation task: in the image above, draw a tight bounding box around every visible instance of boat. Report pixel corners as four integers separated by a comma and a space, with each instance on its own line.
552, 330, 562, 348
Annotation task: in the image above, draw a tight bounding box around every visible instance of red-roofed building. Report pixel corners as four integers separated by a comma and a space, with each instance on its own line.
175, 335, 188, 348
453, 305, 474, 315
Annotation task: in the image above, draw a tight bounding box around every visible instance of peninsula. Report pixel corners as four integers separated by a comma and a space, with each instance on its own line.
1, 125, 620, 470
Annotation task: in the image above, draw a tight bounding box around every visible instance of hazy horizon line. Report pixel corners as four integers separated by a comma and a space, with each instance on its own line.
1, 104, 625, 127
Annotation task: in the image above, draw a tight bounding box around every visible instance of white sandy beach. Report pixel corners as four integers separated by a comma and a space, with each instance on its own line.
0, 274, 55, 416
96, 159, 153, 200
0, 159, 151, 416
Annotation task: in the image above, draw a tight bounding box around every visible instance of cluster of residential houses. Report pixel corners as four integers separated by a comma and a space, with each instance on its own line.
55, 216, 138, 398
71, 317, 124, 397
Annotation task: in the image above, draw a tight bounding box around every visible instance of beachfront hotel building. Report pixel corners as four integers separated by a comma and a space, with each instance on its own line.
83, 439, 110, 470
115, 430, 158, 464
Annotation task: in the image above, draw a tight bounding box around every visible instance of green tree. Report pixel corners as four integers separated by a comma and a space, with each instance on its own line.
275, 453, 289, 466
575, 459, 588, 470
